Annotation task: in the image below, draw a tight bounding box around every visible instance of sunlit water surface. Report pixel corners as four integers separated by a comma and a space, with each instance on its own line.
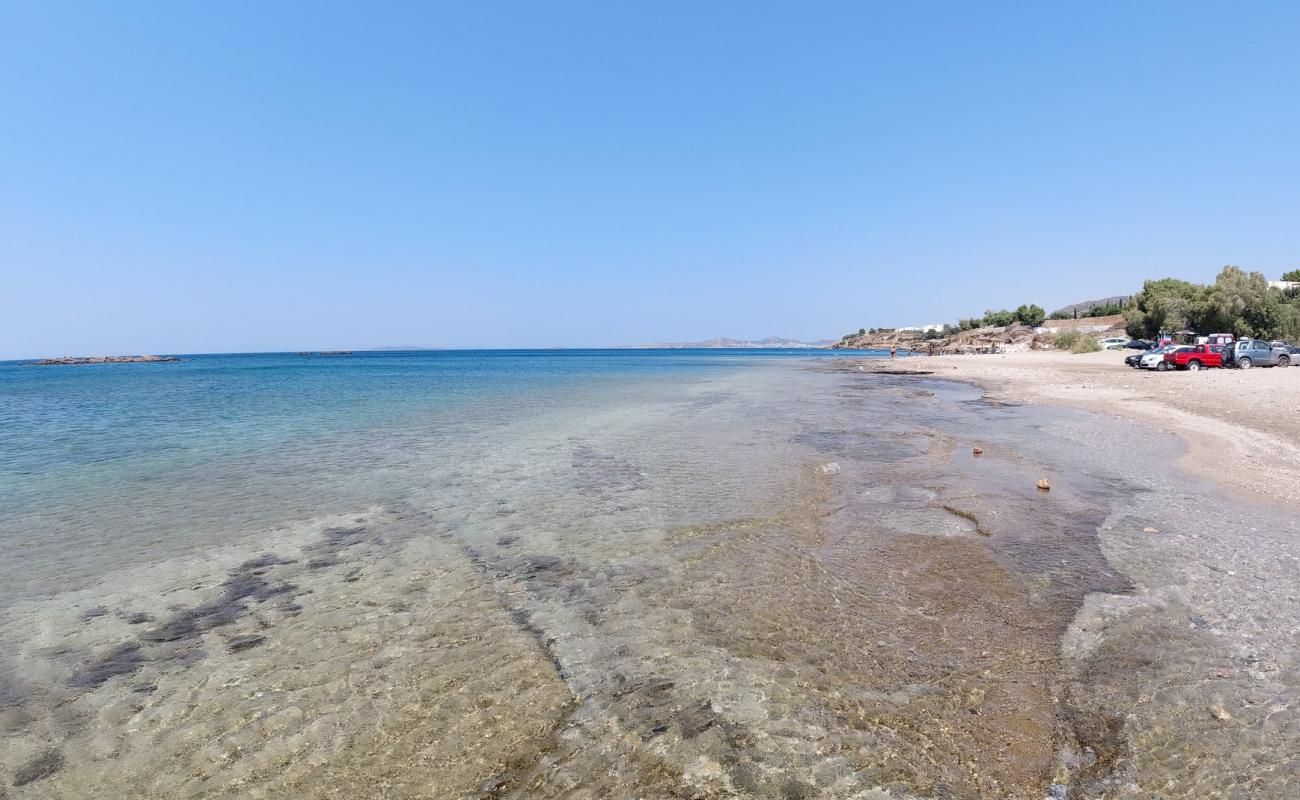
1, 351, 1296, 798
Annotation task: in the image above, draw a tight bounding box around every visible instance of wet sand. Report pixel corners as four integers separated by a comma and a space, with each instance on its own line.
4, 359, 1299, 798
918, 348, 1300, 506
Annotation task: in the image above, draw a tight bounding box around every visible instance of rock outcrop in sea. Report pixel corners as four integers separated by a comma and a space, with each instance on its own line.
33, 355, 180, 365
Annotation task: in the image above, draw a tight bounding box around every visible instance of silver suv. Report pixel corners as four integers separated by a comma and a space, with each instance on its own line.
1226, 339, 1290, 368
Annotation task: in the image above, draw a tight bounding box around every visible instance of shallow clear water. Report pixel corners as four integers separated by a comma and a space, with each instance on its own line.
1, 351, 1296, 798
0, 350, 854, 603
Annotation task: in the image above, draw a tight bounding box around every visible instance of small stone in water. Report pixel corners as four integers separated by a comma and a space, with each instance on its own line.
973, 447, 983, 455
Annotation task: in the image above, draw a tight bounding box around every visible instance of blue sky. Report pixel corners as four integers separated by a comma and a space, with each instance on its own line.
2, 1, 1297, 357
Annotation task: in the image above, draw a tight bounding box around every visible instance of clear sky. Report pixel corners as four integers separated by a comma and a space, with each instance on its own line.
2, 1, 1298, 357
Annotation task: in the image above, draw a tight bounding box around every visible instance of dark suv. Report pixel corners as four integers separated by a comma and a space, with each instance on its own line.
1224, 339, 1291, 368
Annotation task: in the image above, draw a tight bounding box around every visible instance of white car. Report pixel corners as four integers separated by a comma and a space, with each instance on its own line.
1139, 345, 1187, 369
1099, 337, 1129, 350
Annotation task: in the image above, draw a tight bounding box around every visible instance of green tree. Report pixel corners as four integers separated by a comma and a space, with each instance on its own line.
982, 309, 1015, 327
1206, 266, 1279, 338
1014, 304, 1046, 327
1123, 278, 1210, 338
1048, 310, 1072, 320
1282, 269, 1300, 282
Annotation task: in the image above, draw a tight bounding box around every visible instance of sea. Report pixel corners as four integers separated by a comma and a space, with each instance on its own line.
1, 349, 1296, 798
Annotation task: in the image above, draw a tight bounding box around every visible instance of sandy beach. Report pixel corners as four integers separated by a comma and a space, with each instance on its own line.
901, 349, 1300, 506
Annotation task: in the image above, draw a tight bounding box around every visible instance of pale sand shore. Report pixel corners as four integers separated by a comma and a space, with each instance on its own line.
892, 349, 1300, 506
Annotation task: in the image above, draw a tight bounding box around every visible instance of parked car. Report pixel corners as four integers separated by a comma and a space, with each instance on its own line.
1127, 343, 1163, 367
1224, 339, 1291, 369
1140, 345, 1186, 369
1162, 344, 1225, 371
1124, 339, 1152, 349
1099, 337, 1129, 350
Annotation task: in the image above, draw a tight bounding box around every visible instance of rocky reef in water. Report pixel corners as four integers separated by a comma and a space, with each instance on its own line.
33, 355, 181, 365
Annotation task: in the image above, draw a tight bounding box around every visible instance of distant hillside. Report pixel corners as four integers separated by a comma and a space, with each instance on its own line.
1051, 295, 1133, 315
639, 336, 833, 349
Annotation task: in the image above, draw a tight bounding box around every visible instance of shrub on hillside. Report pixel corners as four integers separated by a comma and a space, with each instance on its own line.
1052, 330, 1081, 349
1070, 336, 1101, 353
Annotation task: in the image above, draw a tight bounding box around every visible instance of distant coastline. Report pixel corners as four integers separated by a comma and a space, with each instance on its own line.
632, 336, 834, 349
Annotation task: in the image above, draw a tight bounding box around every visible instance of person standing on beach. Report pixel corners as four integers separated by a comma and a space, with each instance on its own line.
890, 346, 897, 359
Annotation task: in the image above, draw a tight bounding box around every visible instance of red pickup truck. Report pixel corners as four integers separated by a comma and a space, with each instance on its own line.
1162, 344, 1224, 371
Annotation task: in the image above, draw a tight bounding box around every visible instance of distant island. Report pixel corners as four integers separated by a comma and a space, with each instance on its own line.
33, 355, 180, 366
636, 336, 834, 349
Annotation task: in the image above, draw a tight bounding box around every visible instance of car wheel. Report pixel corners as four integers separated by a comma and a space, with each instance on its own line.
1156, 361, 1169, 371
1280, 356, 1290, 368
1239, 357, 1253, 369
1187, 360, 1202, 371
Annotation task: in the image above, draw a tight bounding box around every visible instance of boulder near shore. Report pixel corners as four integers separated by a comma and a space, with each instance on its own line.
33, 355, 180, 365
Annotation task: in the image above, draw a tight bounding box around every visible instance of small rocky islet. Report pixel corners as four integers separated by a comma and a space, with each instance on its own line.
32, 355, 180, 366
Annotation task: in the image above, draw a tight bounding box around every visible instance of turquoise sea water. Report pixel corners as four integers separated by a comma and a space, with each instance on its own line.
0, 349, 860, 601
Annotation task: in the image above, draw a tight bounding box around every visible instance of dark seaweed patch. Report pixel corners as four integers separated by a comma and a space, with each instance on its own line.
298, 525, 370, 570
78, 605, 109, 621
68, 642, 144, 689
239, 553, 296, 571
140, 567, 297, 644
70, 557, 299, 690
12, 749, 64, 787
571, 446, 646, 495
227, 634, 266, 653
318, 525, 368, 551
793, 430, 922, 463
